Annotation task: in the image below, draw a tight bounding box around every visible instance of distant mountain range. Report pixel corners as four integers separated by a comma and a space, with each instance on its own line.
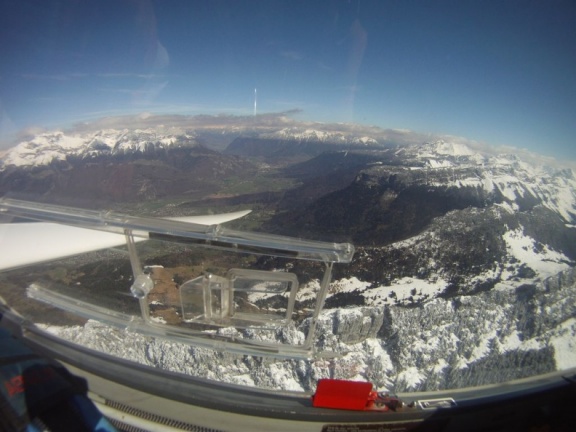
0, 129, 256, 203
2, 117, 576, 393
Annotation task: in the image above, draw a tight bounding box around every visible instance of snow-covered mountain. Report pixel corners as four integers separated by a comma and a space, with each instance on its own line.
0, 128, 254, 203
2, 125, 576, 395
42, 264, 576, 393
0, 129, 199, 168
273, 138, 576, 246
262, 127, 379, 145
401, 140, 576, 223
0, 125, 382, 169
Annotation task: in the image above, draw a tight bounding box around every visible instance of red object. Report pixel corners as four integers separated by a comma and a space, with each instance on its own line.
312, 379, 374, 410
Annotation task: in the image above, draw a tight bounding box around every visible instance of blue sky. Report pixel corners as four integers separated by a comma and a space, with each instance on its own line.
1, 0, 575, 159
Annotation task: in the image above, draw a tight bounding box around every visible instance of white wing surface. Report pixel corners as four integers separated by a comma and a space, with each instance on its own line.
0, 210, 251, 271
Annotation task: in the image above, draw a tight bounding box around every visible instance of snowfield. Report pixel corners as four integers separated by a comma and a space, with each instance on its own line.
502, 227, 570, 278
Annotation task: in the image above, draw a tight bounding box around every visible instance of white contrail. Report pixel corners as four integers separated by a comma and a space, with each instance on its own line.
254, 88, 257, 117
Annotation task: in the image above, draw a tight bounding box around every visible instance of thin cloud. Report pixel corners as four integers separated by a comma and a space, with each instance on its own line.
333, 84, 363, 92
21, 72, 161, 81
316, 61, 333, 72
97, 88, 135, 94
97, 73, 159, 79
22, 73, 73, 81
0, 106, 18, 149
281, 50, 303, 61
132, 81, 168, 106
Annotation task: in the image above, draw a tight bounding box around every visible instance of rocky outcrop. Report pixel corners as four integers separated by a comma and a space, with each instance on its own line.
316, 307, 384, 344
